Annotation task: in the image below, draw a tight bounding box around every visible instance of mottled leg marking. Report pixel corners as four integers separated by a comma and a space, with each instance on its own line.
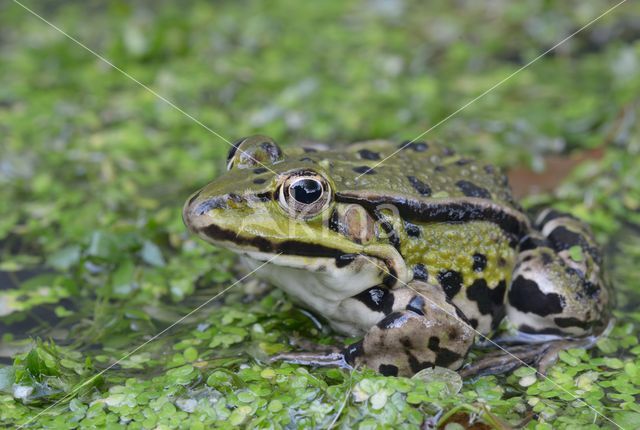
506, 209, 611, 337
344, 283, 475, 377
271, 283, 475, 377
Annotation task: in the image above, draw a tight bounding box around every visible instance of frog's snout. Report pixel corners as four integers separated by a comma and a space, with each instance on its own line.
182, 192, 201, 234
184, 190, 249, 230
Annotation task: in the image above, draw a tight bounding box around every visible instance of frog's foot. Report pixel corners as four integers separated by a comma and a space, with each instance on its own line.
270, 350, 351, 369
506, 209, 612, 338
459, 337, 595, 378
269, 338, 348, 369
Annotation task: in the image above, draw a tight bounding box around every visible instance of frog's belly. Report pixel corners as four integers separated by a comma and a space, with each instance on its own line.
240, 253, 388, 336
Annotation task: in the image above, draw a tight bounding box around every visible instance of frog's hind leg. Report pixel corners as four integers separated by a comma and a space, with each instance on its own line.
506, 209, 612, 338
461, 210, 612, 378
342, 284, 476, 376
271, 284, 476, 377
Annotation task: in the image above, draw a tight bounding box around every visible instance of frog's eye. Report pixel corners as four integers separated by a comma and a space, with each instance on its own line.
278, 172, 332, 219
227, 135, 284, 170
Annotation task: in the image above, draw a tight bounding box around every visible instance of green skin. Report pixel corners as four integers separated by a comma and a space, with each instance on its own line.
183, 136, 611, 377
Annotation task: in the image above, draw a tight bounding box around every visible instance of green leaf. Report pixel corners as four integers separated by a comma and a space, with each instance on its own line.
47, 245, 81, 271
568, 245, 584, 262
0, 367, 15, 392
140, 240, 166, 267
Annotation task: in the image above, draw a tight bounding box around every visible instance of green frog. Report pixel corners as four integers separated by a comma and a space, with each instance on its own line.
183, 136, 611, 377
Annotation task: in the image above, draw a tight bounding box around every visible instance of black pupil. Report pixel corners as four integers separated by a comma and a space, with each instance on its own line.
290, 179, 322, 204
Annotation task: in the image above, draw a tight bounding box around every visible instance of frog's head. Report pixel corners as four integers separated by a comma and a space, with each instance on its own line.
183, 136, 409, 297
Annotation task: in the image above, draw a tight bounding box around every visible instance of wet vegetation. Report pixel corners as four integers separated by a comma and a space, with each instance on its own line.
1, 0, 640, 428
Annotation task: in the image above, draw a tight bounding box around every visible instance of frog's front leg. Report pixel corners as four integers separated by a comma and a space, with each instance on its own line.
272, 283, 475, 377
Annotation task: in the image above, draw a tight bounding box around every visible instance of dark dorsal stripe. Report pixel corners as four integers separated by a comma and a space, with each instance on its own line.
335, 192, 529, 242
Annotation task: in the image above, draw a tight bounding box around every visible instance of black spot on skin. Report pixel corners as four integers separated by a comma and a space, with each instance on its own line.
404, 221, 421, 238
353, 166, 376, 175
554, 316, 594, 330
407, 176, 432, 196
564, 266, 580, 279
508, 276, 564, 316
466, 279, 506, 318
455, 180, 492, 199
353, 287, 394, 315
400, 337, 413, 348
536, 209, 577, 229
469, 318, 478, 329
399, 141, 429, 152
382, 274, 396, 288
454, 305, 472, 326
357, 149, 381, 160
498, 257, 507, 267
342, 340, 364, 365
428, 336, 440, 352
548, 226, 584, 251
253, 178, 266, 184
299, 157, 314, 163
253, 167, 268, 174
378, 364, 399, 377
491, 302, 507, 330
472, 253, 487, 272
406, 296, 425, 316
456, 158, 472, 166
437, 270, 463, 300
407, 353, 435, 374
413, 264, 429, 281
426, 336, 462, 367
336, 253, 358, 268
376, 312, 410, 329
434, 349, 462, 368
484, 164, 495, 174
519, 235, 550, 252
540, 252, 554, 266
583, 280, 600, 297
434, 165, 446, 172
329, 209, 340, 233
442, 148, 456, 156
302, 147, 318, 153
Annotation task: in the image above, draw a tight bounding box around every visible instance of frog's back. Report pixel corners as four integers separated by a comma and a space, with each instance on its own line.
292, 140, 521, 211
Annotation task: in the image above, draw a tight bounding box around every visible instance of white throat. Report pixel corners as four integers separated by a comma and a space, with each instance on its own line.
240, 252, 389, 334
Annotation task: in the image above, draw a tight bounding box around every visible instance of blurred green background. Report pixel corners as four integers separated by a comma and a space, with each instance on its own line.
1, 0, 640, 428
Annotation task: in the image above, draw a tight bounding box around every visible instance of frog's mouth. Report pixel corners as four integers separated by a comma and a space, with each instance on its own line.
195, 222, 406, 286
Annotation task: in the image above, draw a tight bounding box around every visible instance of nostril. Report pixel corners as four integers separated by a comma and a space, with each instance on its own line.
194, 197, 228, 216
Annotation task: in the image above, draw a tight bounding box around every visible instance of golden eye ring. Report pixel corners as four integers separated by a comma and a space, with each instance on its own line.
278, 170, 332, 219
